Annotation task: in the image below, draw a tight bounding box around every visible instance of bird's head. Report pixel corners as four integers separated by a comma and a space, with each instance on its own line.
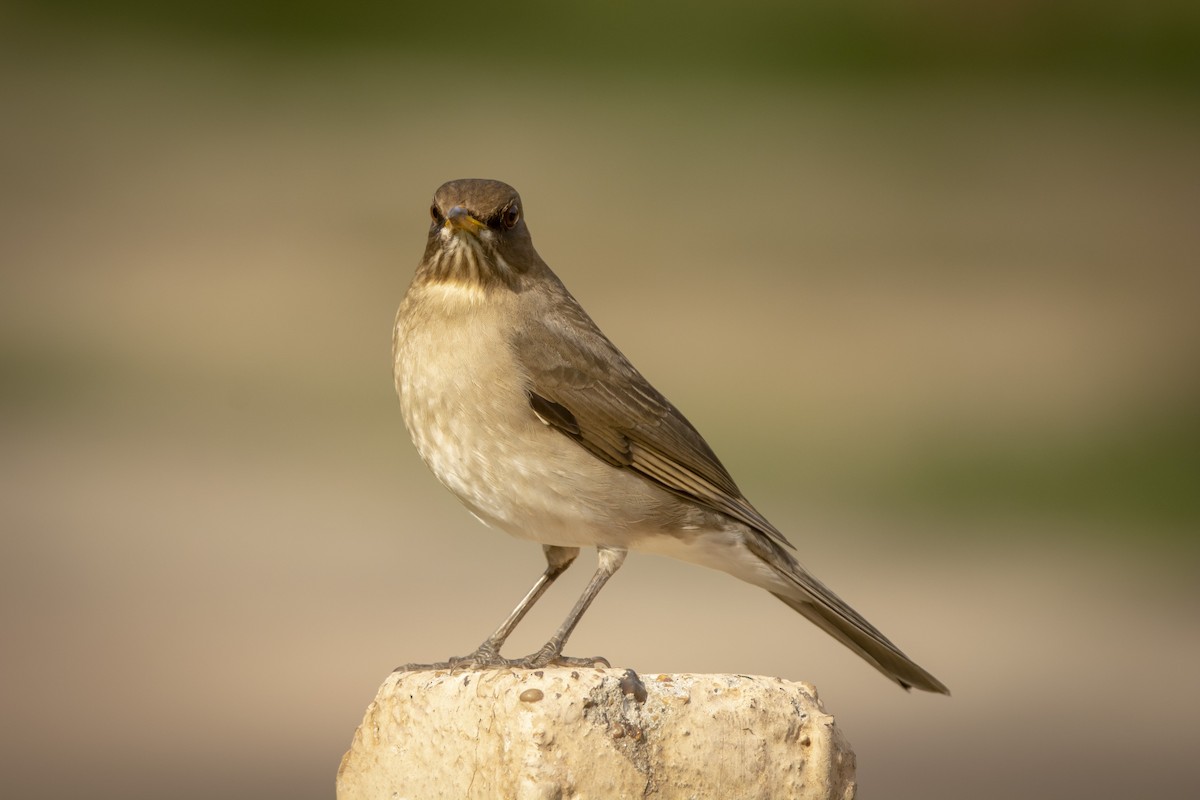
420, 178, 542, 291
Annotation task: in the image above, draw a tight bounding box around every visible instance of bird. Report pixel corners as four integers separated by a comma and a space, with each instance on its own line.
392, 178, 948, 694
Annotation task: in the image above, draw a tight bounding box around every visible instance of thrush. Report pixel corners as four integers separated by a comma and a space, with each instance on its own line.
392, 178, 948, 693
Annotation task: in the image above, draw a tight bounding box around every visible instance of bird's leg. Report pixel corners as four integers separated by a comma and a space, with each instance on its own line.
465, 544, 580, 661
395, 545, 579, 672
514, 546, 627, 669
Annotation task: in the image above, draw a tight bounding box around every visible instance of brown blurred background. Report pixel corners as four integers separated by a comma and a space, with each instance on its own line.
2, 3, 1198, 798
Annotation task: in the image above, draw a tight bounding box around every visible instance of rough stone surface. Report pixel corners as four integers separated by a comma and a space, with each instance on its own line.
337, 668, 856, 800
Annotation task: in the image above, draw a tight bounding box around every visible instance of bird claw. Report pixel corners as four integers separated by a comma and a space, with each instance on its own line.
393, 646, 505, 673
394, 648, 609, 673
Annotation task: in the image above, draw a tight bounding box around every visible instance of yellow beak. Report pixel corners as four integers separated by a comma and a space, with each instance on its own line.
445, 206, 485, 234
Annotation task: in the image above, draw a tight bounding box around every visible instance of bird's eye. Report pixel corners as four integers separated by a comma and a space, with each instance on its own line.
430, 204, 442, 224
502, 204, 521, 229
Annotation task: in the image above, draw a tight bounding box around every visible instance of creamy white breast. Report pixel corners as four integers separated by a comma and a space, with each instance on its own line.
394, 281, 672, 548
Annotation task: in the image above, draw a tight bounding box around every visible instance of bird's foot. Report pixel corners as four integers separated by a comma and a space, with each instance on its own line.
394, 644, 609, 673
507, 641, 610, 670
394, 643, 509, 673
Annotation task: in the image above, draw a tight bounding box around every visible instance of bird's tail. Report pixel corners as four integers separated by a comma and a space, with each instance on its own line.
764, 548, 949, 694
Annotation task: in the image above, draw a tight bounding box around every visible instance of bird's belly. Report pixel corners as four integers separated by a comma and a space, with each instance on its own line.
408, 398, 652, 547
396, 314, 662, 548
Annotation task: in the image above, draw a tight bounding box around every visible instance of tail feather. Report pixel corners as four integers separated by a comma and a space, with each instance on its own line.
771, 589, 949, 694
759, 544, 949, 694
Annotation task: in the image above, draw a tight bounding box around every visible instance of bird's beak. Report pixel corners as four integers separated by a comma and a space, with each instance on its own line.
444, 206, 485, 235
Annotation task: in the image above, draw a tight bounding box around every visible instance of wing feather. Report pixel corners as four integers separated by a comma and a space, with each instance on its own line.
515, 290, 792, 550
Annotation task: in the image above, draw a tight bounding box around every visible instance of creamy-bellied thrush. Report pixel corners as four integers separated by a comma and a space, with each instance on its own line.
392, 178, 948, 693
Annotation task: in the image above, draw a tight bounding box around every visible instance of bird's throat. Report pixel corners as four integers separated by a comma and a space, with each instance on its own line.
419, 233, 518, 292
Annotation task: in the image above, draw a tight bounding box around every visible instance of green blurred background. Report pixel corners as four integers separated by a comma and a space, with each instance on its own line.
2, 2, 1197, 798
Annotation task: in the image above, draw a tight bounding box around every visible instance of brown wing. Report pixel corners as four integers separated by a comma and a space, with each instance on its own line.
514, 287, 793, 551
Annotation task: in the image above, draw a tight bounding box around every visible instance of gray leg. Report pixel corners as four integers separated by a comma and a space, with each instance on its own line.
469, 545, 580, 660
395, 545, 579, 672
514, 546, 627, 669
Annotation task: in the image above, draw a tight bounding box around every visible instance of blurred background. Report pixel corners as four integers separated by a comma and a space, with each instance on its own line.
2, 2, 1198, 798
